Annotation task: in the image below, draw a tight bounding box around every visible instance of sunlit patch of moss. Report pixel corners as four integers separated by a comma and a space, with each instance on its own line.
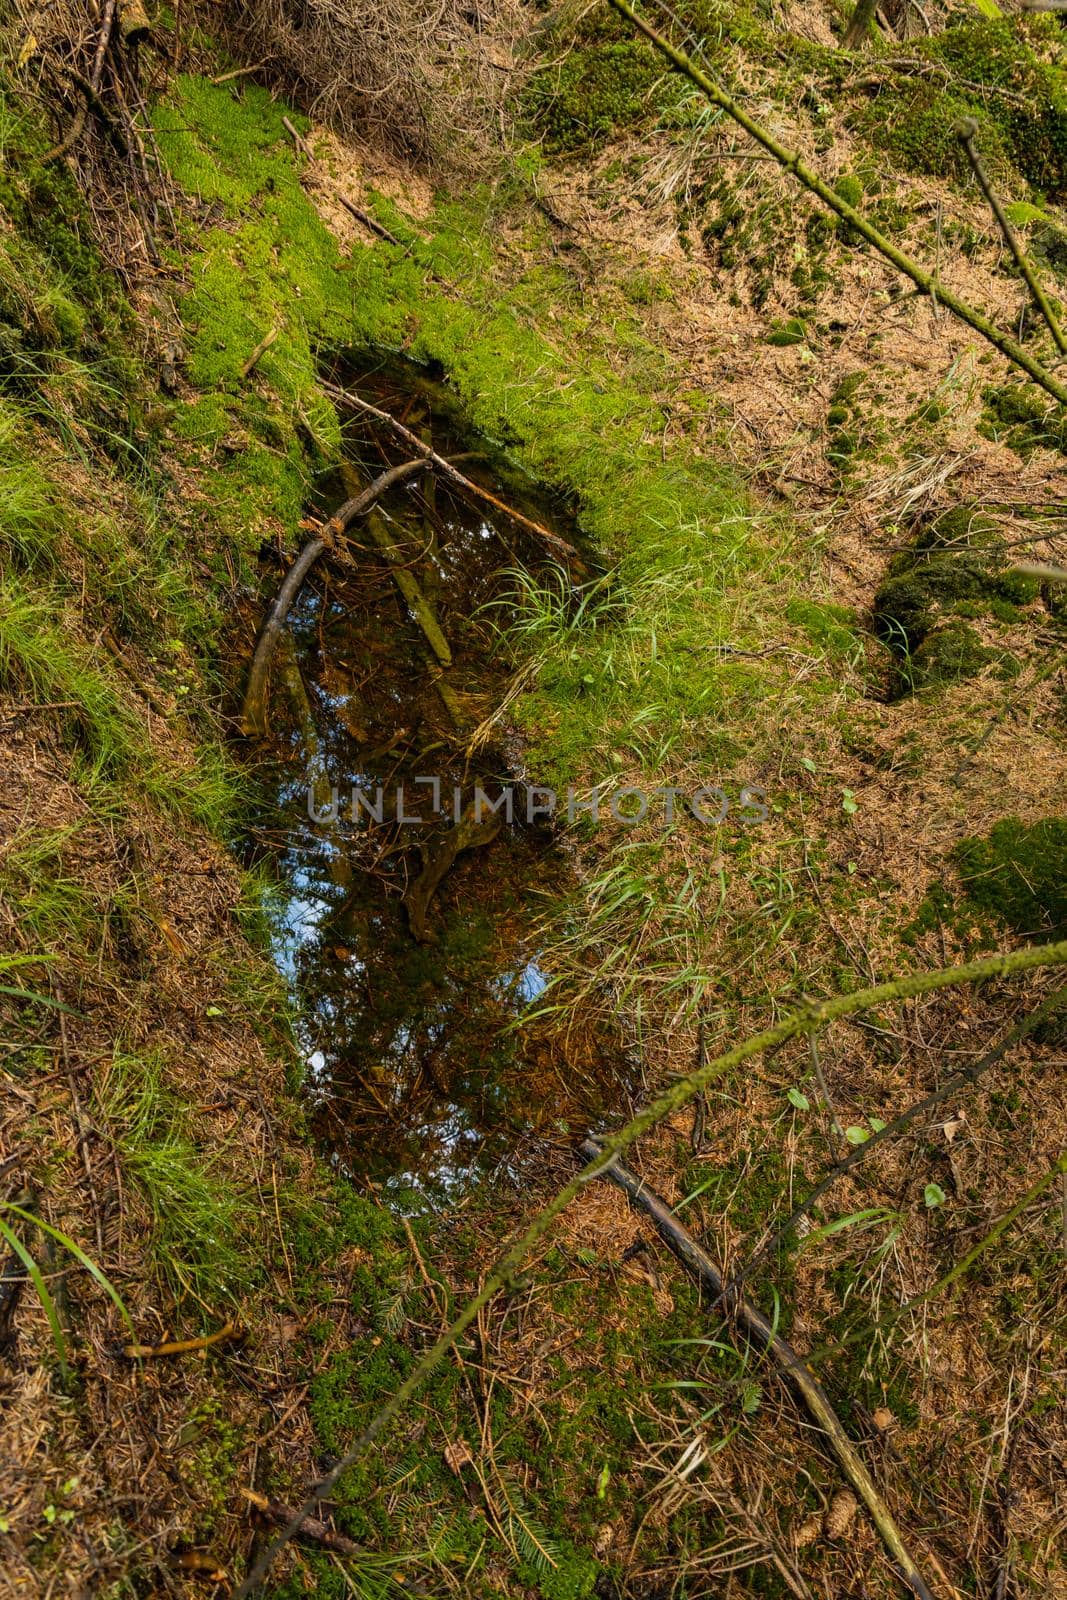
785, 599, 860, 661
153, 77, 350, 554
853, 18, 1067, 199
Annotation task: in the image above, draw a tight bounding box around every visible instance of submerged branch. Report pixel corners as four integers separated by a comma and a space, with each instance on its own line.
404, 801, 504, 942
240, 458, 429, 737
580, 1142, 937, 1600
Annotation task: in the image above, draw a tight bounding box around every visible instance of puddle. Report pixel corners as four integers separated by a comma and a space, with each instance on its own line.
246, 354, 630, 1202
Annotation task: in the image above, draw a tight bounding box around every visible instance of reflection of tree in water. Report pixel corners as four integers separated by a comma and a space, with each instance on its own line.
297, 873, 530, 1185
255, 356, 628, 1198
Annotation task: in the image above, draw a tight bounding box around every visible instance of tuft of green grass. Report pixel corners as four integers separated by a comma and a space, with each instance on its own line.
0, 1200, 134, 1377
99, 1054, 253, 1304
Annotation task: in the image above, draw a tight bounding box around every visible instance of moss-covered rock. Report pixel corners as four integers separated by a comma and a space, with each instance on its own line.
953, 816, 1067, 937
933, 19, 1067, 200
872, 505, 1038, 695
1032, 221, 1067, 279
981, 380, 1067, 457
854, 18, 1067, 199
909, 619, 1000, 690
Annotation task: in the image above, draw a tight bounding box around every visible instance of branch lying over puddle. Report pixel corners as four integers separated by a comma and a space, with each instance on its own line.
579, 1140, 937, 1600
241, 458, 430, 737
320, 379, 585, 565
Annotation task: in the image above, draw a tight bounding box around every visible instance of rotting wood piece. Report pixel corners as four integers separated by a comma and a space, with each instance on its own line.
117, 0, 151, 45
240, 1489, 360, 1556
337, 461, 470, 730
581, 1141, 938, 1600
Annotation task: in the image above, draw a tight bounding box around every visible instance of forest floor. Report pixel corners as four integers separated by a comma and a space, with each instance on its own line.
0, 2, 1065, 1597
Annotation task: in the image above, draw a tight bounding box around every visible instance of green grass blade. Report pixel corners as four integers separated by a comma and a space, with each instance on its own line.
0, 1212, 68, 1373
5, 1204, 134, 1338
0, 984, 82, 1014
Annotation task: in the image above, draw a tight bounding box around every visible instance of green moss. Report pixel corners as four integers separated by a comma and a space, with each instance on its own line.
909, 620, 1000, 690
856, 20, 1067, 198
873, 504, 1040, 695
953, 816, 1067, 937
932, 19, 1067, 200
153, 78, 350, 552
981, 379, 1067, 456
834, 173, 864, 209
785, 598, 859, 659
521, 2, 776, 154
1003, 201, 1049, 229
1031, 222, 1067, 279
524, 41, 675, 155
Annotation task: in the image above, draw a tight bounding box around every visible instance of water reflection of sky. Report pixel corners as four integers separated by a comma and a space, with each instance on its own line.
250, 356, 620, 1203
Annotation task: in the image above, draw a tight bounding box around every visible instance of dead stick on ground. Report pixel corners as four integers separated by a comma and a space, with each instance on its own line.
320, 381, 584, 563
280, 115, 310, 155
955, 117, 1067, 355
124, 1319, 239, 1359
240, 1489, 360, 1556
606, 0, 1067, 406
240, 328, 280, 380
582, 1141, 938, 1600
240, 458, 430, 737
338, 194, 403, 247
212, 62, 268, 86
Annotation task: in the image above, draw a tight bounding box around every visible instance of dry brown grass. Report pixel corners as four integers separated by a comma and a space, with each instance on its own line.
205, 0, 528, 171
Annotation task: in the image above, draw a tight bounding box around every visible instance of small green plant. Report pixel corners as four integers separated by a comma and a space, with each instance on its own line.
0, 1202, 132, 1377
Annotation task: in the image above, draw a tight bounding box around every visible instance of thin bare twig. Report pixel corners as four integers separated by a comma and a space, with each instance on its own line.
955, 117, 1067, 355
320, 380, 584, 563
40, 0, 118, 163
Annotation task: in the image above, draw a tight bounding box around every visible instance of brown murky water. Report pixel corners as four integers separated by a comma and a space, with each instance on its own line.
249, 354, 632, 1201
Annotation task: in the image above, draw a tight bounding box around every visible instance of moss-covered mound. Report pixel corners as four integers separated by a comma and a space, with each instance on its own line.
981, 378, 1067, 457
872, 505, 1037, 695
855, 18, 1067, 200
954, 816, 1067, 937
